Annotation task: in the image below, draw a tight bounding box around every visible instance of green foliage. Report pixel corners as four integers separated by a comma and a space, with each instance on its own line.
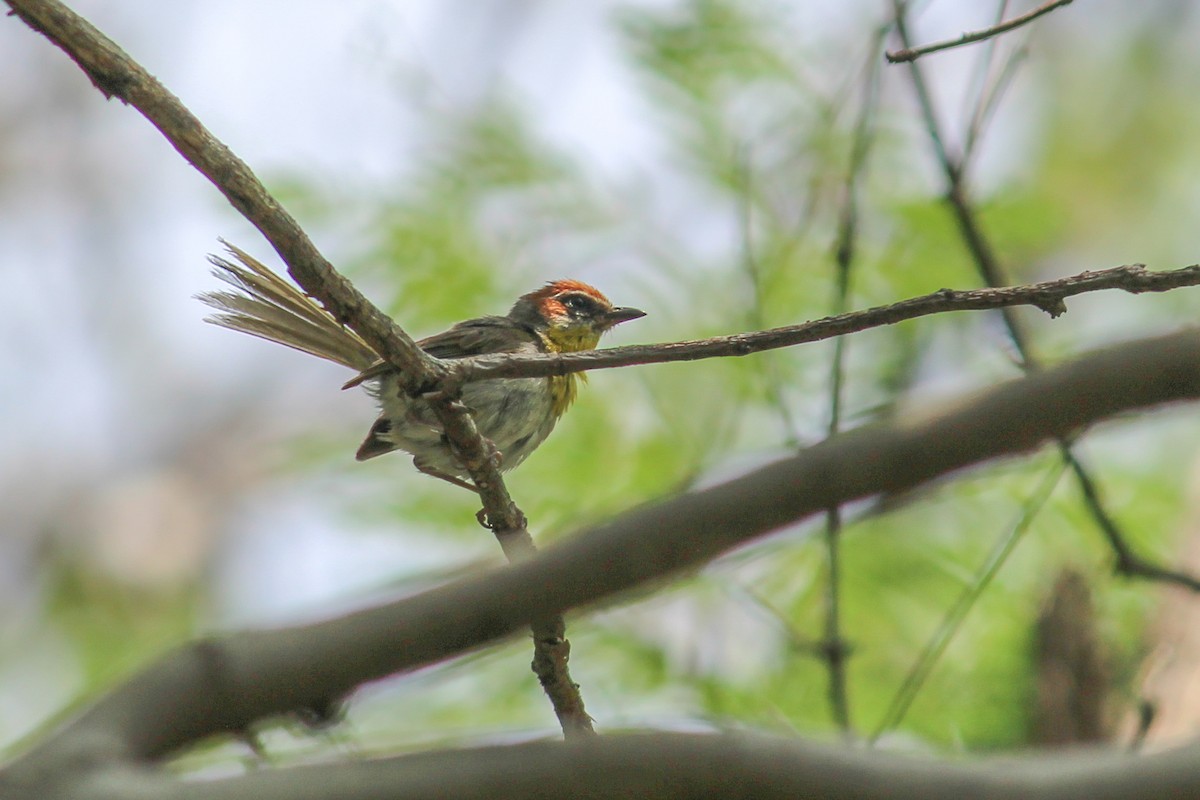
357, 105, 569, 328
46, 564, 197, 690
249, 0, 1200, 755
31, 0, 1200, 763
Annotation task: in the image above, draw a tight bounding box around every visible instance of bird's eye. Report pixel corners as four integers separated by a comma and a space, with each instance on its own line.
560, 294, 594, 314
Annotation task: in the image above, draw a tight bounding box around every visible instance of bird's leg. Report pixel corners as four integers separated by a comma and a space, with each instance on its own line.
411, 460, 498, 528
413, 442, 513, 529
413, 459, 479, 493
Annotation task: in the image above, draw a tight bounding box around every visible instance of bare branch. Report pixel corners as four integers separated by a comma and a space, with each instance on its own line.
5, 0, 428, 380
873, 464, 1066, 740
816, 29, 887, 735
451, 264, 1200, 384
1062, 449, 1200, 592
6, 331, 1200, 784
14, 730, 1200, 800
886, 0, 1075, 63
890, 2, 1200, 594
145, 732, 1200, 800
1, 0, 592, 737
13, 616, 1200, 800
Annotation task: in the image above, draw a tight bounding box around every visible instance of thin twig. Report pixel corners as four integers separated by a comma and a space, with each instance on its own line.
736, 148, 802, 446
3, 0, 593, 738
871, 463, 1066, 742
891, 3, 1200, 595
886, 0, 1075, 63
818, 29, 886, 737
964, 40, 1028, 160
8, 331, 1200, 771
960, 0, 1011, 159
737, 585, 827, 657
451, 263, 1200, 383
1062, 450, 1200, 592
892, 1, 1033, 350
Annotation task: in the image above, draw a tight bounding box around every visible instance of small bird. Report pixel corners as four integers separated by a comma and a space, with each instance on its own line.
200, 243, 645, 489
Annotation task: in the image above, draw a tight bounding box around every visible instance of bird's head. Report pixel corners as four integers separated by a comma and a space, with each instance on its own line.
510, 279, 645, 353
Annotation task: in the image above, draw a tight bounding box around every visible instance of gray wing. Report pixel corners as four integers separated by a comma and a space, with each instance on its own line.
343, 317, 542, 389
418, 317, 542, 359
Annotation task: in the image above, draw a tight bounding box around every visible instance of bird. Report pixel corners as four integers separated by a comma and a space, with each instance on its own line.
200, 243, 645, 490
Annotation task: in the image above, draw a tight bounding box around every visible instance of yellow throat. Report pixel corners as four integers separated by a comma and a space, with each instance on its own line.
541, 327, 601, 418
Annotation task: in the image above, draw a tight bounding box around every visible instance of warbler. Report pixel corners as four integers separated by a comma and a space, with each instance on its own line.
201, 244, 645, 488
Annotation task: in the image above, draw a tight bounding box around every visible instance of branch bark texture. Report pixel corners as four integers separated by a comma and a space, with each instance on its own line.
449, 264, 1200, 383
886, 0, 1075, 63
8, 1, 1200, 799
12, 730, 1200, 800
6, 331, 1200, 799
1, 0, 591, 736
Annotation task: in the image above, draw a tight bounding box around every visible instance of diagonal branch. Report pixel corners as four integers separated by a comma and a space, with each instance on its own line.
3, 0, 592, 738
5, 330, 1200, 779
6, 0, 428, 380
889, 3, 1200, 593
450, 263, 1200, 383
872, 463, 1067, 740
1061, 448, 1200, 591
886, 0, 1075, 63
816, 27, 887, 737
54, 732, 1200, 800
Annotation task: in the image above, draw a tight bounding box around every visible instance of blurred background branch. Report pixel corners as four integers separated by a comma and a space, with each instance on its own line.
7, 329, 1200, 796
887, 0, 1075, 63
3, 0, 593, 739
4, 0, 1200, 785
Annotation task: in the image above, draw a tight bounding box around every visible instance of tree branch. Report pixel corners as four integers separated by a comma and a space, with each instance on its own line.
5, 0, 428, 379
889, 2, 1200, 593
2, 0, 592, 737
13, 629, 1200, 800
120, 733, 1200, 800
886, 0, 1075, 63
6, 330, 1200, 791
815, 28, 886, 735
449, 264, 1200, 383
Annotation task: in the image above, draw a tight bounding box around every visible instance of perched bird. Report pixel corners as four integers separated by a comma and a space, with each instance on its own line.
200, 243, 645, 489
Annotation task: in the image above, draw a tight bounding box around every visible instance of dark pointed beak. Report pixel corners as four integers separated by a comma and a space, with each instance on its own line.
604, 306, 646, 328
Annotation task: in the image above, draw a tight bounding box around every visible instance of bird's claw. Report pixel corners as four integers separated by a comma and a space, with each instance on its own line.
476, 505, 527, 531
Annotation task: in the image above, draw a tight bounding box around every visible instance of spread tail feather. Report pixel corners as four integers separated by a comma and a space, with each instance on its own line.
355, 416, 397, 460
199, 241, 381, 372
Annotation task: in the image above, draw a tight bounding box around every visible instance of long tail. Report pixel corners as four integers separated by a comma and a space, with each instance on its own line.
199, 241, 380, 372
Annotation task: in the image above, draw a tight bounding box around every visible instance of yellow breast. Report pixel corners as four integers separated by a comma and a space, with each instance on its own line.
548, 372, 587, 418
541, 327, 600, 419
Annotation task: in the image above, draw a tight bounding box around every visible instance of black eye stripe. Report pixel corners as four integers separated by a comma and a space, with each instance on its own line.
559, 293, 601, 313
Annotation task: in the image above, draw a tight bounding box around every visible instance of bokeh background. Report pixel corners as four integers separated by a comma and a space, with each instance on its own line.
5, 0, 1200, 764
